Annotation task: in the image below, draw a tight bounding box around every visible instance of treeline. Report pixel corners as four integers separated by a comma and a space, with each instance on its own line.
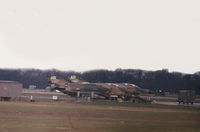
0, 68, 200, 94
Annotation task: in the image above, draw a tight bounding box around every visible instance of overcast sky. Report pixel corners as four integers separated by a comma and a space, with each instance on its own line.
0, 0, 199, 73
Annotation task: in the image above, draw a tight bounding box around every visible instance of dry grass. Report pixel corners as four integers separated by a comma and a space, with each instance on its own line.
0, 101, 199, 132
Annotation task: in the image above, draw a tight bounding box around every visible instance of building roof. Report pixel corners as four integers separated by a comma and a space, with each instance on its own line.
0, 80, 20, 83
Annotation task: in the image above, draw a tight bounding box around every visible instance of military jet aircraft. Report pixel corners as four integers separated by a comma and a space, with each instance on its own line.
48, 75, 151, 101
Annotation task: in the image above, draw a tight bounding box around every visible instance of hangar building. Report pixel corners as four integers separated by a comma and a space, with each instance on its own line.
0, 81, 22, 101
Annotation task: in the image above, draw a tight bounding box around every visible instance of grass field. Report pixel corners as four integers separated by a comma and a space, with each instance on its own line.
0, 101, 199, 132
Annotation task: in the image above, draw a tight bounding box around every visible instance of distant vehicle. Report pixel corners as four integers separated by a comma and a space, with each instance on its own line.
155, 89, 165, 96
178, 90, 196, 104
48, 76, 151, 102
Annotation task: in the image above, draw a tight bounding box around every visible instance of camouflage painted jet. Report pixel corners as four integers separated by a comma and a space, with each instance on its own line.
48, 75, 150, 101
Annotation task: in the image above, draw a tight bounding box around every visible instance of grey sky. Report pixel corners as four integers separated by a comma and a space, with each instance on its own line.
0, 0, 199, 73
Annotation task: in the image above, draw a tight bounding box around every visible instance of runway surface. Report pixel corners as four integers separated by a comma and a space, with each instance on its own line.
22, 89, 200, 106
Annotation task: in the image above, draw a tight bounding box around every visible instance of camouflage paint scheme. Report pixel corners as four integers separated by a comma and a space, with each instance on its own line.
48, 76, 150, 100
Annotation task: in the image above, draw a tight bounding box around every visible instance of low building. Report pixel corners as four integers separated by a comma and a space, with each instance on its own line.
29, 85, 36, 90
0, 81, 22, 101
